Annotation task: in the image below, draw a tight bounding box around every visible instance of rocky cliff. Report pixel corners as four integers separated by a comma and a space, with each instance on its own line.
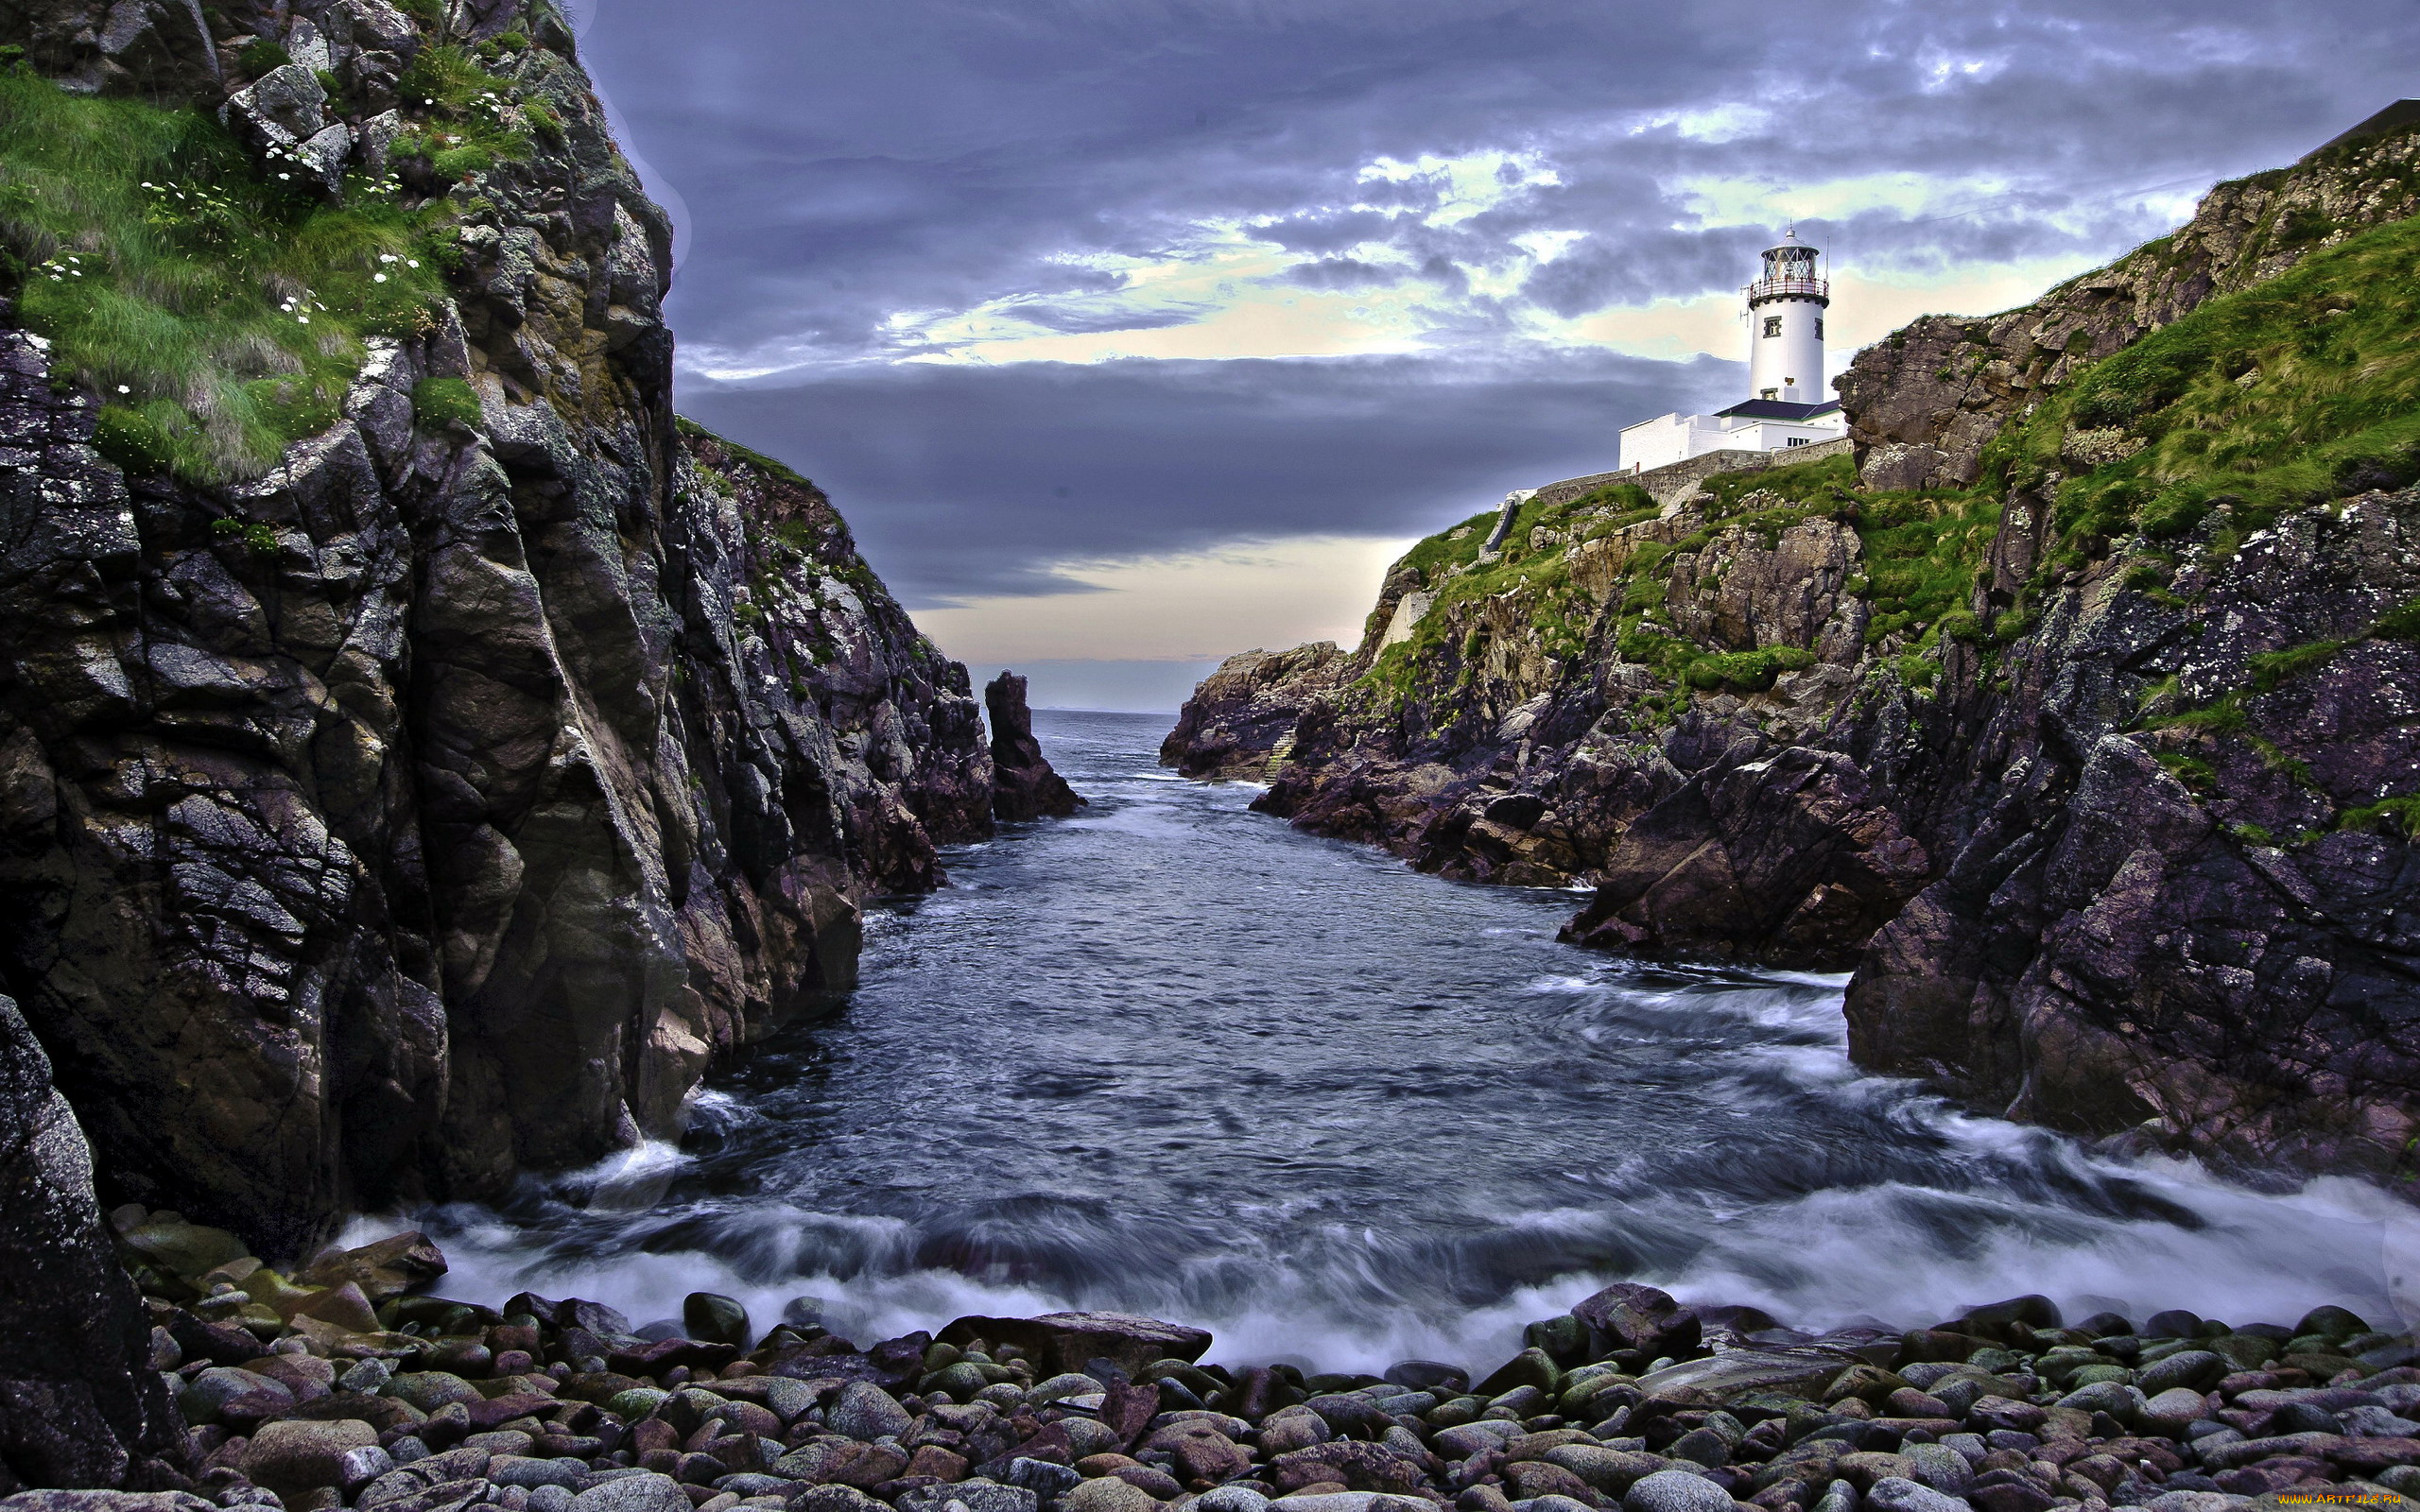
0, 0, 1064, 1258
1166, 121, 2420, 1184
0, 993, 185, 1492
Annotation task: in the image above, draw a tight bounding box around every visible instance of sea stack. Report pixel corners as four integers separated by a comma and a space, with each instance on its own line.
986, 672, 1087, 820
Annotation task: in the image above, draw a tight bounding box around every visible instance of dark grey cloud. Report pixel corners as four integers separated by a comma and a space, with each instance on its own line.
1016, 301, 1206, 335
1283, 258, 1397, 291
678, 349, 1736, 605
578, 0, 2420, 600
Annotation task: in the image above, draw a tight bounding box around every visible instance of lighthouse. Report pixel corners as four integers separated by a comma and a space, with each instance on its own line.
1746, 227, 1825, 404
1615, 227, 1847, 472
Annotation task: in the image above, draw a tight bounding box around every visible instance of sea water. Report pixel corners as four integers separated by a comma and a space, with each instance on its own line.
412, 711, 2414, 1371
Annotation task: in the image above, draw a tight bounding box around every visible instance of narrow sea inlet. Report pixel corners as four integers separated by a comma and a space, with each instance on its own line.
424, 713, 2411, 1366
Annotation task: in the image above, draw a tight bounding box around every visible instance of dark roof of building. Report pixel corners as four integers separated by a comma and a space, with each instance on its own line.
1714, 398, 1842, 421
2308, 100, 2420, 160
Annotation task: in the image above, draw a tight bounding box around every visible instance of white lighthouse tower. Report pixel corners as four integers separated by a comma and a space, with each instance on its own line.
1746, 227, 1825, 404
1616, 226, 1847, 472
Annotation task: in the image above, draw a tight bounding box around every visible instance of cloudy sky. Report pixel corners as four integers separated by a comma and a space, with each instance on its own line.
576, 0, 2416, 711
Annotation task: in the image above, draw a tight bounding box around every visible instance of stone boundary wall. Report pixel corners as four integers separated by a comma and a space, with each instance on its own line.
1528, 435, 1853, 512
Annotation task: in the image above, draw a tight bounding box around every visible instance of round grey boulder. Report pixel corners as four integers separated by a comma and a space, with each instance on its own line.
1900, 1445, 1971, 1496
565, 1473, 691, 1512
901, 1488, 1039, 1512
826, 1381, 913, 1442
1005, 1461, 1083, 1500
1861, 1478, 1971, 1512
2137, 1495, 2249, 1512
2138, 1388, 2212, 1435
1622, 1469, 1736, 1512
2055, 1381, 2141, 1423
1029, 1373, 1105, 1405
1061, 1481, 1156, 1512
789, 1490, 884, 1512
2135, 1351, 2227, 1394
1515, 1497, 1597, 1512
1197, 1488, 1272, 1512
177, 1366, 288, 1425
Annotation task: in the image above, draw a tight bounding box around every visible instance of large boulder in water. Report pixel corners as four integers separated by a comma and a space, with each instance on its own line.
294, 1231, 447, 1304
937, 1311, 1210, 1375
1572, 1282, 1702, 1360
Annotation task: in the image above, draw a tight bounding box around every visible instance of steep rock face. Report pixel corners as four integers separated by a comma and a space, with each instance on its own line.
1157, 643, 1348, 780
1166, 129, 2420, 1181
0, 994, 185, 1493
1562, 743, 1929, 970
984, 672, 1085, 821
0, 1, 994, 1251
5, 0, 229, 99
1845, 492, 2420, 1172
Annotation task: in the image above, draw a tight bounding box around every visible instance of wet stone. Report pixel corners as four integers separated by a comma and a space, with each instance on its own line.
1620, 1470, 1733, 1512
1060, 1481, 1156, 1512
243, 1419, 381, 1497
2135, 1355, 2228, 1396
830, 1383, 915, 1443
1863, 1479, 1971, 1512
1898, 1448, 1971, 1497
564, 1476, 693, 1512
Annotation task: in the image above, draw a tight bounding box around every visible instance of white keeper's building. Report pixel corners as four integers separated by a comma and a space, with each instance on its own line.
1616, 228, 1847, 472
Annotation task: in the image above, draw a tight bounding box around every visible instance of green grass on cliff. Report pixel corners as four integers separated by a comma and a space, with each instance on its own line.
1359, 446, 2000, 713
1361, 479, 1670, 691
674, 415, 820, 495
1988, 214, 2420, 556
1351, 206, 2420, 724
0, 64, 454, 482
388, 44, 542, 180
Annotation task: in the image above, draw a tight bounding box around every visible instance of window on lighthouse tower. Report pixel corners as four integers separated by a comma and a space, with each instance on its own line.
1762, 316, 1782, 337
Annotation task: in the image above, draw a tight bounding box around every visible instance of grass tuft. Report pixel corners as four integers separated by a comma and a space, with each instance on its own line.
2340, 795, 2420, 838
0, 68, 452, 482
2374, 595, 2420, 640
2249, 638, 2354, 692
410, 376, 480, 432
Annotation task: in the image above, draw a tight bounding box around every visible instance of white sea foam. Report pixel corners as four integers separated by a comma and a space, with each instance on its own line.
1521, 974, 1600, 995
366, 794, 2411, 1378
406, 1120, 2406, 1376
